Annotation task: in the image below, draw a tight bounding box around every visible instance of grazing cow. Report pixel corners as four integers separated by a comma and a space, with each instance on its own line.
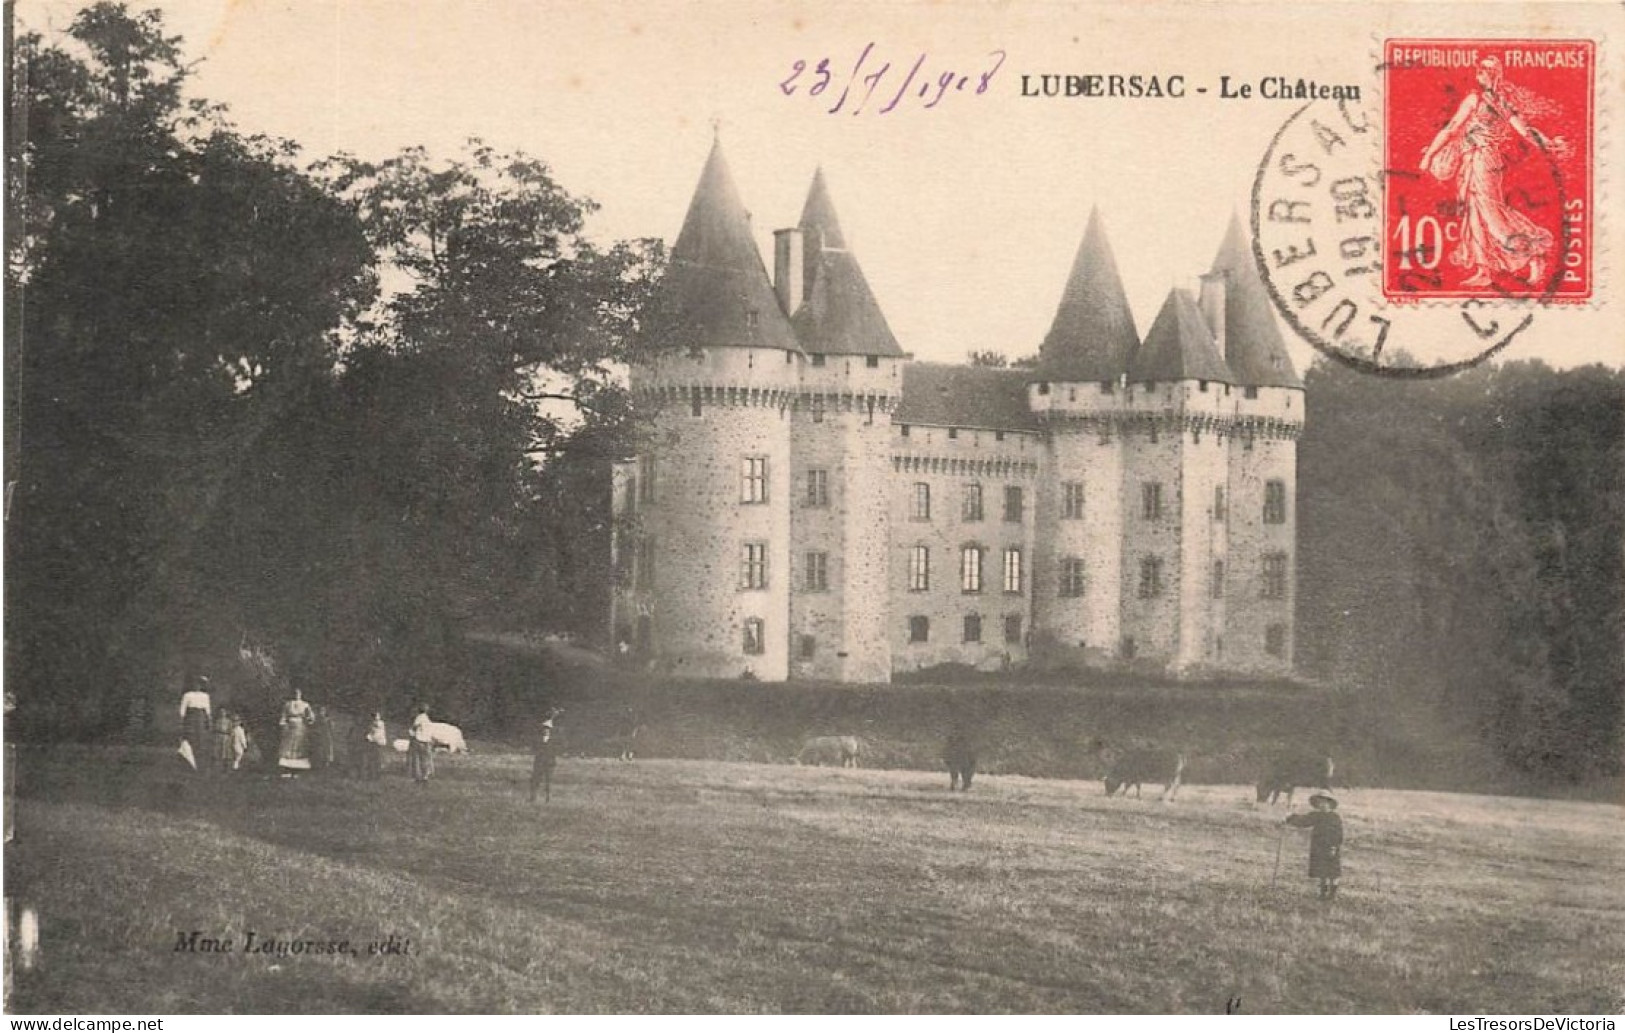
944, 725, 978, 791
1103, 749, 1187, 802
423, 721, 468, 754
1256, 753, 1334, 806
797, 735, 862, 768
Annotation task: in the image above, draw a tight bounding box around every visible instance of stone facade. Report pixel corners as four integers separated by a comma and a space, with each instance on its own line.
611, 143, 1303, 682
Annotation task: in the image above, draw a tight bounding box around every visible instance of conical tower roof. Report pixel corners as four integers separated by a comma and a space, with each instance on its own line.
1129, 288, 1235, 384
637, 140, 799, 353
791, 169, 904, 357
1209, 213, 1301, 388
1038, 208, 1140, 382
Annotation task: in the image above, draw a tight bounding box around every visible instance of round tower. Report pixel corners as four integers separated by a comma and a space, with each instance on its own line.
1030, 209, 1137, 666
1210, 214, 1305, 676
625, 141, 798, 680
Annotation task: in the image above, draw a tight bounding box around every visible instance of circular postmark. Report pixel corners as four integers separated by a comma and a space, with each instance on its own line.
1250, 54, 1580, 379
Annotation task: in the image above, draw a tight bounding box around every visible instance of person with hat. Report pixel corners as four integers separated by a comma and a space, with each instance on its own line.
1284, 792, 1343, 900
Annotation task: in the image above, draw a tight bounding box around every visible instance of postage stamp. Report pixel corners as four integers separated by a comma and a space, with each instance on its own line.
1382, 39, 1595, 301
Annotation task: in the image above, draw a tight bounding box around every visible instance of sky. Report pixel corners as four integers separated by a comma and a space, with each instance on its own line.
16, 0, 1622, 373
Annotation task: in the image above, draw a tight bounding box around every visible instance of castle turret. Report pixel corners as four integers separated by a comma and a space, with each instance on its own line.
1029, 210, 1138, 665
1122, 289, 1236, 673
1210, 214, 1304, 675
623, 140, 800, 680
782, 168, 901, 682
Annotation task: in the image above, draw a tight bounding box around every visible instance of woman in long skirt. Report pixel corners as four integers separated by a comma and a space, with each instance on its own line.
277, 689, 315, 776
363, 713, 388, 780
178, 676, 212, 773
407, 705, 434, 784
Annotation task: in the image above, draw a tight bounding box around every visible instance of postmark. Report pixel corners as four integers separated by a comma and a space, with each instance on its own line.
1383, 39, 1594, 302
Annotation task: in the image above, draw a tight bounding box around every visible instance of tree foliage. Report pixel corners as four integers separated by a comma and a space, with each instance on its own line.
1297, 358, 1624, 783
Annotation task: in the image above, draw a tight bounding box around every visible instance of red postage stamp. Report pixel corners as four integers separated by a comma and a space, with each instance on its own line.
1383, 39, 1594, 301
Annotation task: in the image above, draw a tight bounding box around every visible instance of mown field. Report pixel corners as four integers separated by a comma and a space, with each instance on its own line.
5, 745, 1622, 1014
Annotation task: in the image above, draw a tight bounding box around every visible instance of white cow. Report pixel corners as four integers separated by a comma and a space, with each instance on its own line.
424, 721, 468, 753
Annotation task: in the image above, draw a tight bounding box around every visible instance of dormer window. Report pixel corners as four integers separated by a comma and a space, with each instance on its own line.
746, 310, 760, 329
1037, 383, 1051, 396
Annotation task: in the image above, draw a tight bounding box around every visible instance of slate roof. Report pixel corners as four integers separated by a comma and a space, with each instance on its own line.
791, 169, 906, 357
637, 140, 800, 353
1038, 208, 1140, 382
1209, 213, 1302, 388
1128, 289, 1236, 384
895, 363, 1040, 433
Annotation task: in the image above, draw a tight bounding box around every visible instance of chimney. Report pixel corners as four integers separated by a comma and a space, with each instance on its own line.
773, 227, 805, 317
1198, 270, 1227, 354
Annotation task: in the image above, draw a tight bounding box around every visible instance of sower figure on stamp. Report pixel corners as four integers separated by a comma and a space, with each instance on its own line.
1284, 792, 1344, 900
530, 705, 562, 803
1420, 56, 1564, 288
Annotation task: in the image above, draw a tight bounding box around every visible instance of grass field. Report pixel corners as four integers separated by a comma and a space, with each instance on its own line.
5, 745, 1622, 1014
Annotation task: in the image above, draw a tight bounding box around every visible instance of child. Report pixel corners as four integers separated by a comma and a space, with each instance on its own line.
1284, 792, 1343, 900
363, 713, 388, 780
229, 716, 249, 771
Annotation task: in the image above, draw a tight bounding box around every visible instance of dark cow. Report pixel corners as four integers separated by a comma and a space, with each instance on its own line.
944, 725, 978, 791
1255, 753, 1334, 806
1104, 749, 1186, 802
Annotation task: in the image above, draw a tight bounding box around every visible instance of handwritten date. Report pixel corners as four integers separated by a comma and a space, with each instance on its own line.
780, 44, 1007, 115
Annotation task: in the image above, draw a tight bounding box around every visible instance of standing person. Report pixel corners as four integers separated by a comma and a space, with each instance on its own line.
309, 705, 336, 772
212, 707, 235, 774
407, 704, 435, 784
1284, 792, 1344, 900
277, 688, 315, 777
362, 712, 388, 780
178, 676, 212, 773
529, 706, 561, 803
229, 714, 249, 771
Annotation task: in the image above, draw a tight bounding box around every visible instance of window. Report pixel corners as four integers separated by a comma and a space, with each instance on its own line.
1243, 431, 1255, 452
1060, 558, 1086, 598
806, 469, 829, 508
962, 483, 984, 522
1214, 485, 1227, 522
1245, 385, 1260, 400
961, 545, 984, 593
746, 310, 760, 329
742, 456, 768, 504
811, 401, 824, 423
1062, 482, 1085, 520
1264, 480, 1288, 524
743, 618, 765, 655
1003, 547, 1023, 595
963, 614, 982, 643
805, 551, 829, 592
1212, 560, 1225, 599
1262, 552, 1288, 599
1142, 482, 1164, 520
811, 354, 826, 367
912, 483, 931, 521
691, 394, 703, 417
995, 431, 1005, 441
624, 475, 639, 515
948, 428, 958, 439
741, 542, 768, 590
1265, 623, 1287, 658
866, 355, 880, 368
800, 635, 817, 660
639, 456, 656, 504
908, 545, 930, 592
1138, 555, 1165, 599
1100, 380, 1114, 395
909, 616, 930, 643
1122, 637, 1137, 659
1004, 614, 1024, 645
900, 424, 910, 437
637, 537, 655, 591
1004, 485, 1024, 523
